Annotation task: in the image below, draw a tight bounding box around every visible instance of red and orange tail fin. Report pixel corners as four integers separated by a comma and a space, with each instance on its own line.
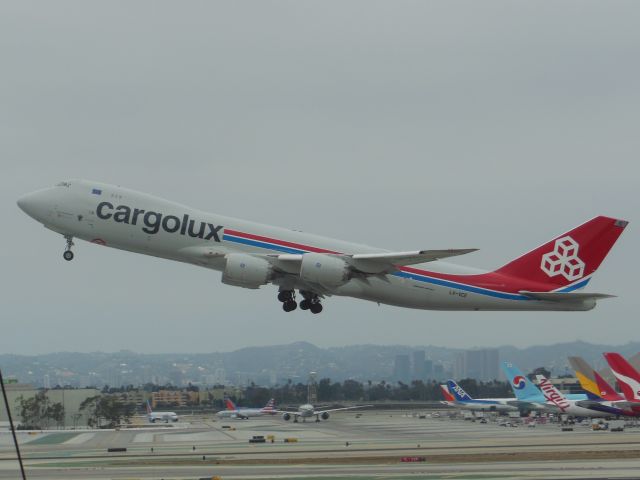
495, 216, 628, 290
439, 384, 455, 402
224, 398, 237, 410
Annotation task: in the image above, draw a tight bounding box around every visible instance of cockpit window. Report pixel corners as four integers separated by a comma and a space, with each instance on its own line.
55, 181, 71, 187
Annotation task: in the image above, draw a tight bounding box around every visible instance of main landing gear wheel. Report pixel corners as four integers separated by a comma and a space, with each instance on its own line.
300, 290, 323, 314
310, 302, 323, 314
283, 300, 297, 312
63, 235, 74, 261
278, 290, 297, 312
278, 290, 292, 303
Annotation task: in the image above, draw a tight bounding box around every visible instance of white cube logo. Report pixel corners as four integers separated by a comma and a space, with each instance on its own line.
540, 236, 585, 282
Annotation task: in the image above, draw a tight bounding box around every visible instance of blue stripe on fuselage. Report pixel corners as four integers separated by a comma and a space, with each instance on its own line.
557, 277, 591, 292
393, 271, 529, 301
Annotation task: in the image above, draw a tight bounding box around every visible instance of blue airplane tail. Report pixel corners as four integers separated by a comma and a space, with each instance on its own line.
501, 362, 543, 400
446, 380, 474, 402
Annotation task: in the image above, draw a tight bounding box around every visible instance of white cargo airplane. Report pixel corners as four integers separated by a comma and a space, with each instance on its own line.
17, 180, 627, 314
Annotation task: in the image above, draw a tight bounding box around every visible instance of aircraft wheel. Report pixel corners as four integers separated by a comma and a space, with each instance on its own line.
310, 303, 323, 314
299, 299, 310, 310
278, 290, 292, 302
63, 250, 74, 261
282, 300, 297, 312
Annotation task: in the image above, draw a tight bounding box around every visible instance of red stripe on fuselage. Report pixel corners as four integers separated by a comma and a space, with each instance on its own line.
224, 229, 339, 254
224, 230, 559, 294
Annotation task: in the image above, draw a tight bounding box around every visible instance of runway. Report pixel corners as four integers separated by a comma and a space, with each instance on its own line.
1, 410, 639, 478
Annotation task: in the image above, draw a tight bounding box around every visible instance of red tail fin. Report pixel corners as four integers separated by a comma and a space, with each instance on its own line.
495, 216, 628, 289
593, 370, 622, 401
603, 352, 640, 401
224, 398, 237, 410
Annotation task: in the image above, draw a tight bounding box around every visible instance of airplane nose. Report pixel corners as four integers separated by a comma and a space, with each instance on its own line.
17, 189, 53, 221
17, 192, 37, 216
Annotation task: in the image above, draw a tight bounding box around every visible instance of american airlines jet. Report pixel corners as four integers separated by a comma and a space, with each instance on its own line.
17, 180, 627, 314
145, 400, 178, 423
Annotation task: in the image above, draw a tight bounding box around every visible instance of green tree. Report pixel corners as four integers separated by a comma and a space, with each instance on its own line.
80, 395, 133, 428
18, 391, 65, 429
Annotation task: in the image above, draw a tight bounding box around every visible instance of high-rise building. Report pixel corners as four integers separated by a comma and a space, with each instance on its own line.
432, 363, 445, 381
412, 351, 425, 380
423, 359, 433, 380
393, 355, 410, 383
454, 349, 499, 381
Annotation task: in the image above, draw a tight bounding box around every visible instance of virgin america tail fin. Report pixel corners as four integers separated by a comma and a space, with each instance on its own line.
494, 216, 627, 292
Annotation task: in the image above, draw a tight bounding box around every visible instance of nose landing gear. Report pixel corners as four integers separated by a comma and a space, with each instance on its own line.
63, 235, 74, 261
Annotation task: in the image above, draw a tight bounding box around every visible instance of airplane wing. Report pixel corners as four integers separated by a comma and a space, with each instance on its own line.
271, 249, 477, 275
345, 250, 478, 274
314, 405, 373, 415
519, 291, 616, 302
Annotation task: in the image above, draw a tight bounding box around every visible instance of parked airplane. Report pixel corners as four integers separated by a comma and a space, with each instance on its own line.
216, 398, 278, 419
535, 375, 611, 418
604, 353, 640, 403
17, 180, 628, 313
445, 380, 518, 412
146, 400, 178, 423
501, 362, 588, 412
280, 403, 371, 423
569, 356, 622, 402
569, 356, 640, 417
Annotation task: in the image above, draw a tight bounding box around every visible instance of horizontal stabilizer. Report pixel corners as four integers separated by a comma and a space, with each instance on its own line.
519, 291, 616, 302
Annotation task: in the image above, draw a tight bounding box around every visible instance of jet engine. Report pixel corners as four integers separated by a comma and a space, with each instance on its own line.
222, 254, 273, 289
282, 412, 291, 421
321, 412, 329, 420
299, 253, 350, 287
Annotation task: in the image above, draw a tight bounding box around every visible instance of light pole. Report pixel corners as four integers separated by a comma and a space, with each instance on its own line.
0, 368, 26, 479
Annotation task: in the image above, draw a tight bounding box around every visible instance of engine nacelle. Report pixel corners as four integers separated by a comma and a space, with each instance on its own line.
222, 254, 273, 289
282, 412, 291, 421
299, 253, 350, 287
321, 411, 330, 420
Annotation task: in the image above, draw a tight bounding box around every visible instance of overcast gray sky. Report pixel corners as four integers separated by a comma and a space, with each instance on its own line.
2, 1, 638, 354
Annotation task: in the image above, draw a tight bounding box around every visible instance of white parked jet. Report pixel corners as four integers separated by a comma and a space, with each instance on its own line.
280, 403, 371, 423
146, 400, 178, 423
17, 180, 627, 314
536, 375, 611, 418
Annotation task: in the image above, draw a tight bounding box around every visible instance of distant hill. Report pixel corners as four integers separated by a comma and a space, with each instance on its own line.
1, 340, 639, 388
